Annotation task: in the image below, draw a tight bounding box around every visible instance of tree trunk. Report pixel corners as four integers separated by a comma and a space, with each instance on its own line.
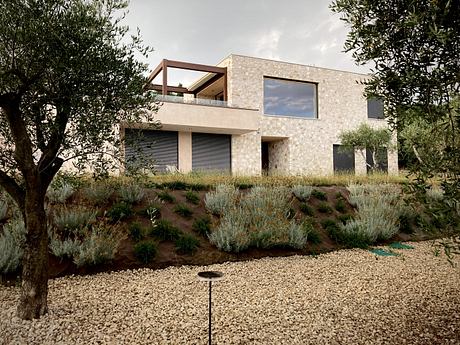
16, 184, 49, 320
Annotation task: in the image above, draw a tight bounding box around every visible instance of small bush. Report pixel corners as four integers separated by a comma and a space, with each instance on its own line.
299, 203, 314, 216
205, 184, 239, 216
151, 219, 182, 241
426, 186, 444, 202
174, 204, 193, 218
192, 217, 212, 236
54, 206, 97, 233
83, 183, 113, 206
119, 183, 145, 204
0, 197, 8, 222
209, 207, 250, 252
47, 182, 75, 204
336, 192, 344, 199
321, 219, 338, 230
311, 189, 327, 201
398, 214, 414, 234
175, 234, 200, 254
107, 202, 132, 222
307, 229, 322, 245
185, 190, 200, 205
292, 185, 313, 201
157, 190, 175, 203
317, 202, 333, 214
129, 222, 145, 242
335, 199, 347, 213
0, 219, 26, 274
134, 240, 157, 263
337, 213, 354, 225
49, 236, 81, 259
73, 222, 125, 267
139, 204, 161, 219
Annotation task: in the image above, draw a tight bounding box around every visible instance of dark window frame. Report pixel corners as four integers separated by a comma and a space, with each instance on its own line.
333, 144, 355, 174
367, 97, 384, 119
263, 76, 319, 119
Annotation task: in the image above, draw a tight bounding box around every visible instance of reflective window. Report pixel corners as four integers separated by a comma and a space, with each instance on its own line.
264, 77, 317, 118
367, 98, 384, 119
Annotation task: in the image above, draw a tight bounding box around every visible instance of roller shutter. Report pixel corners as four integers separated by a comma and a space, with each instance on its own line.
124, 129, 178, 172
192, 133, 231, 172
333, 145, 355, 173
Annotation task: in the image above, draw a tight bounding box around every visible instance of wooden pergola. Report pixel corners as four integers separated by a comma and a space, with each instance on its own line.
144, 59, 227, 101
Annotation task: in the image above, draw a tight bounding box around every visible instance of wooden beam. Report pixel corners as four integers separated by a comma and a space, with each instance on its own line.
145, 60, 164, 85
193, 73, 223, 95
162, 60, 168, 95
166, 59, 226, 74
223, 70, 228, 101
146, 84, 190, 93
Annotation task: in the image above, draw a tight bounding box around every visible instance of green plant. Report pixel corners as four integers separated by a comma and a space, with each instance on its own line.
299, 203, 314, 216
49, 236, 81, 259
192, 217, 212, 237
129, 222, 145, 242
0, 219, 26, 274
107, 202, 132, 222
0, 197, 8, 222
47, 182, 75, 204
139, 204, 161, 219
174, 204, 193, 218
321, 219, 338, 230
205, 184, 239, 216
175, 234, 200, 255
292, 185, 313, 201
337, 213, 354, 225
185, 190, 200, 205
335, 199, 347, 213
157, 190, 175, 203
311, 189, 327, 201
151, 219, 182, 241
317, 202, 333, 214
119, 183, 145, 204
398, 214, 414, 234
307, 229, 322, 245
83, 183, 114, 206
53, 206, 97, 233
336, 192, 344, 199
209, 207, 250, 252
134, 240, 157, 263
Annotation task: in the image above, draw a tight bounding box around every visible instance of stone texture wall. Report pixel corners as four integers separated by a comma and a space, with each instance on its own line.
226, 54, 398, 176
231, 131, 261, 176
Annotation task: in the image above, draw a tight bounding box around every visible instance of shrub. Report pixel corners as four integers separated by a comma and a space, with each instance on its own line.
426, 186, 444, 202
129, 222, 145, 242
73, 222, 125, 267
185, 190, 200, 205
205, 184, 239, 216
299, 203, 314, 216
209, 207, 250, 252
335, 199, 347, 213
398, 214, 414, 234
151, 219, 182, 241
134, 240, 157, 263
192, 217, 212, 236
292, 185, 313, 201
47, 182, 75, 204
119, 183, 145, 204
83, 182, 113, 206
337, 213, 354, 224
53, 206, 97, 233
175, 234, 200, 254
0, 197, 8, 222
107, 202, 132, 222
311, 189, 327, 201
307, 228, 322, 245
285, 221, 310, 249
174, 204, 193, 218
49, 236, 81, 259
0, 218, 26, 274
317, 202, 333, 214
157, 190, 175, 203
321, 219, 338, 230
139, 204, 161, 219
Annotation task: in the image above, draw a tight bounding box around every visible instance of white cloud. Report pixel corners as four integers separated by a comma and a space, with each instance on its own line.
254, 29, 282, 60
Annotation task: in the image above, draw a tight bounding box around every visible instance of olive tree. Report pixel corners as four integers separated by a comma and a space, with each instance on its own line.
0, 0, 157, 319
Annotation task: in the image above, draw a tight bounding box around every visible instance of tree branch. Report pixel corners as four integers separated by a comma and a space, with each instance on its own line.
0, 169, 25, 209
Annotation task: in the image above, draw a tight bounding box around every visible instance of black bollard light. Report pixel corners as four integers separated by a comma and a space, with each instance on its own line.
197, 271, 224, 345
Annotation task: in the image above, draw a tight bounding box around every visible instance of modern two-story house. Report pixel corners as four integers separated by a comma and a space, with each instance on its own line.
122, 54, 398, 176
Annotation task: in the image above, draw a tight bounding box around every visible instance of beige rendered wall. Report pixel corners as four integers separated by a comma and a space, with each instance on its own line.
226, 55, 398, 176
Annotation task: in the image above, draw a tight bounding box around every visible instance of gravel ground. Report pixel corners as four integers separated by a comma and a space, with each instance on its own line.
1, 241, 460, 345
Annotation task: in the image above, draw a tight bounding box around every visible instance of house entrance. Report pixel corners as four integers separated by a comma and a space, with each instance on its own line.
261, 142, 269, 174
261, 137, 289, 175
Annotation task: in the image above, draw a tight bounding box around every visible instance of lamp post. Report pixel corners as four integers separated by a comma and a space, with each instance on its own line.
197, 271, 224, 345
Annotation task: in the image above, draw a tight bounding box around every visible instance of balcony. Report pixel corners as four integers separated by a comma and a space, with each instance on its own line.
156, 94, 228, 108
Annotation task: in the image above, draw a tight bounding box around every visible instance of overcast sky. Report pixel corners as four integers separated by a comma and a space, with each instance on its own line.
124, 0, 369, 87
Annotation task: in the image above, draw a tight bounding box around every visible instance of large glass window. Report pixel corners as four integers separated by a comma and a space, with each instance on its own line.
367, 98, 384, 119
264, 77, 317, 118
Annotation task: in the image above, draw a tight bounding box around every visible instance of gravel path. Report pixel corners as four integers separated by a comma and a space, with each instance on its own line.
1, 241, 460, 345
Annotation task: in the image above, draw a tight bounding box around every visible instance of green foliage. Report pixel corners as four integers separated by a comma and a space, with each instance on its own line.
307, 228, 322, 245
49, 236, 81, 259
0, 195, 8, 222
139, 204, 161, 219
205, 184, 239, 216
53, 206, 97, 233
175, 234, 200, 255
134, 240, 157, 264
83, 183, 114, 206
317, 202, 333, 214
107, 202, 132, 222
119, 183, 145, 204
335, 199, 347, 213
337, 213, 354, 225
129, 222, 145, 242
299, 203, 314, 216
0, 219, 26, 274
209, 207, 250, 252
311, 189, 327, 201
173, 204, 193, 218
321, 219, 338, 230
185, 190, 200, 205
292, 185, 313, 201
47, 182, 75, 204
192, 217, 212, 237
151, 220, 182, 241
156, 190, 175, 203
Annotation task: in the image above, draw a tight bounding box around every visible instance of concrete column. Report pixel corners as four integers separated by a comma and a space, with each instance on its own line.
178, 131, 192, 173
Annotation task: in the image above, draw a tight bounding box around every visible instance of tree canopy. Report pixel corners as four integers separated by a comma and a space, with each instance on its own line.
0, 0, 157, 319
